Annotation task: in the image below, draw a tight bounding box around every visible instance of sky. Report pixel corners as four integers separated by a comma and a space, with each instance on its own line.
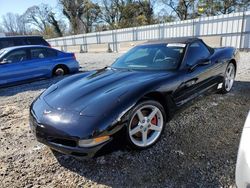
0, 0, 58, 18
0, 0, 164, 18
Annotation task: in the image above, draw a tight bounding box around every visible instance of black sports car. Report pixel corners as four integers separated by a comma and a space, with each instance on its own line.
30, 38, 239, 158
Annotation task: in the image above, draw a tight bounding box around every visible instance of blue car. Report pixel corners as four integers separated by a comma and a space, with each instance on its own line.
0, 45, 79, 86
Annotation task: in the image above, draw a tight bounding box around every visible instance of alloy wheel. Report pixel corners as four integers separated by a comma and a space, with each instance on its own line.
128, 104, 164, 147
225, 64, 235, 91
54, 67, 65, 76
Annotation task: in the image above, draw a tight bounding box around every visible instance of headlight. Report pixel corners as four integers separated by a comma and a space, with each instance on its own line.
78, 135, 110, 147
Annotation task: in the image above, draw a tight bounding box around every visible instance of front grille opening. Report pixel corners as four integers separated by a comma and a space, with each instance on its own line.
48, 137, 77, 147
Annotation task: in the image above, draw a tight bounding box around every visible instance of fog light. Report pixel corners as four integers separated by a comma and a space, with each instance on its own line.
78, 135, 110, 147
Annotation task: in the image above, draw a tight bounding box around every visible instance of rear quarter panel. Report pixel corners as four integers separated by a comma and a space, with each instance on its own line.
213, 47, 238, 74
54, 52, 79, 74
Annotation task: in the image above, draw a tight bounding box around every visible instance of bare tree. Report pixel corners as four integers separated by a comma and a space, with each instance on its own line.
101, 0, 125, 29
162, 0, 195, 20
2, 13, 18, 34
218, 0, 250, 14
47, 11, 64, 37
198, 0, 250, 16
17, 15, 30, 34
24, 4, 64, 37
59, 0, 101, 34
100, 0, 156, 29
138, 0, 155, 24
59, 0, 84, 34
155, 8, 176, 23
80, 0, 101, 33
24, 5, 49, 34
2, 13, 28, 35
0, 25, 4, 33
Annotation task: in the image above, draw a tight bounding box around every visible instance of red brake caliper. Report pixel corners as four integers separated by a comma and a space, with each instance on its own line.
151, 115, 157, 125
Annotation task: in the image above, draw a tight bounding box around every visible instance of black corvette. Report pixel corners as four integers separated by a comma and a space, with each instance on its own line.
30, 38, 239, 158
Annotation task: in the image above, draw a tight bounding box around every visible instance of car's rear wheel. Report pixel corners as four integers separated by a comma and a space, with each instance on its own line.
53, 65, 68, 76
220, 62, 236, 94
126, 100, 166, 149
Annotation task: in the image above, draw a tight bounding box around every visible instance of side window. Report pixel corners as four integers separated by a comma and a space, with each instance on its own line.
31, 48, 47, 59
46, 49, 57, 57
4, 50, 27, 63
31, 48, 56, 59
186, 41, 210, 66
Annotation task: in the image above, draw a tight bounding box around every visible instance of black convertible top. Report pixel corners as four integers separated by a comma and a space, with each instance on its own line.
142, 37, 201, 45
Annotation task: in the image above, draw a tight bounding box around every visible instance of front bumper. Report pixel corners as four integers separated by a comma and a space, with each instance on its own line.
30, 112, 112, 158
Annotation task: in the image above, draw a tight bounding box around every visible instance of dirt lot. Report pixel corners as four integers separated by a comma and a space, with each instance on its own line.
0, 52, 249, 187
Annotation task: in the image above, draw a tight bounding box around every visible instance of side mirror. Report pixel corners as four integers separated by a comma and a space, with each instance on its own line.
188, 58, 211, 72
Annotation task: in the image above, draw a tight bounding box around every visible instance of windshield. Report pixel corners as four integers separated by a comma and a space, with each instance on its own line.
0, 49, 6, 56
111, 43, 186, 70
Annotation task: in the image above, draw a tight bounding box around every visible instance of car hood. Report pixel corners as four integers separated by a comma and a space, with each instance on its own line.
42, 68, 173, 115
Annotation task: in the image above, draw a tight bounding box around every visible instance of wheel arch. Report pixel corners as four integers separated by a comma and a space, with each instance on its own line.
229, 59, 237, 72
137, 91, 176, 121
52, 64, 70, 75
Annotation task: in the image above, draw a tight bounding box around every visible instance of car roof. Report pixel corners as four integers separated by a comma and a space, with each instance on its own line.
0, 35, 43, 39
141, 37, 201, 46
1, 45, 51, 52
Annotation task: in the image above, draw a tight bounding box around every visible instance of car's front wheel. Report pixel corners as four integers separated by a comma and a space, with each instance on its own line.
126, 100, 166, 149
220, 62, 236, 94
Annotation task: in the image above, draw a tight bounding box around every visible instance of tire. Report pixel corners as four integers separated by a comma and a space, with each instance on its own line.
126, 100, 166, 150
220, 62, 236, 94
53, 66, 67, 76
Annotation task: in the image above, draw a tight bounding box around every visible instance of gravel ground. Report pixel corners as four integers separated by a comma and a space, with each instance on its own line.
0, 52, 249, 187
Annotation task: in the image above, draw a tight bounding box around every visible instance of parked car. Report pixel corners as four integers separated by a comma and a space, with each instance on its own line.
30, 37, 239, 158
0, 36, 50, 50
236, 111, 250, 188
0, 45, 79, 86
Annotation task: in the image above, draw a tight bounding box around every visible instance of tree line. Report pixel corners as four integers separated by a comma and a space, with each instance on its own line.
0, 0, 249, 38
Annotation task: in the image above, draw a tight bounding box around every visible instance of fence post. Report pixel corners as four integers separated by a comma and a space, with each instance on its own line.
192, 18, 196, 37
63, 38, 67, 52
112, 30, 118, 52
84, 36, 88, 53
107, 43, 112, 53
80, 45, 84, 53
133, 27, 138, 41
96, 32, 99, 44
158, 24, 164, 39
158, 24, 161, 39
162, 24, 165, 39
239, 10, 246, 50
